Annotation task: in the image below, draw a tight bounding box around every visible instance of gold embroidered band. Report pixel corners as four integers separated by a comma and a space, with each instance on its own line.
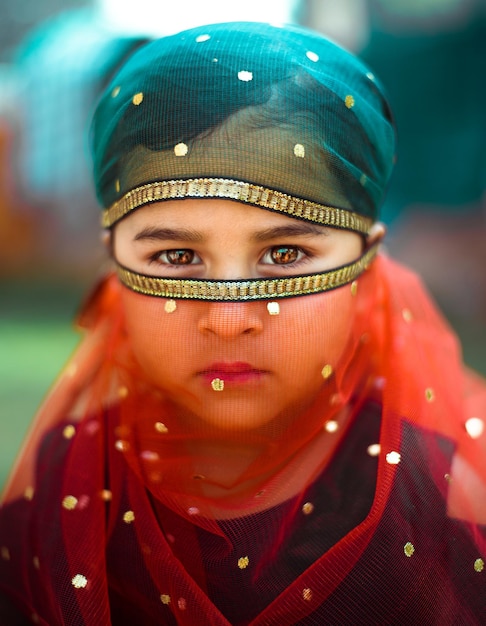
102, 178, 373, 235
116, 244, 378, 301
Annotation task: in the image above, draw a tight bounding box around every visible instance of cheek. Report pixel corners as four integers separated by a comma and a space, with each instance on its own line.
120, 285, 356, 406
277, 287, 356, 381
121, 290, 195, 386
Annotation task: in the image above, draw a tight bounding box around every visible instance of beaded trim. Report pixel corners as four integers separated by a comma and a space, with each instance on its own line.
102, 178, 373, 235
116, 245, 378, 301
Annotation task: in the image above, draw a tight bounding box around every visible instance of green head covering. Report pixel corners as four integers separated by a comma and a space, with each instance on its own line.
90, 22, 395, 234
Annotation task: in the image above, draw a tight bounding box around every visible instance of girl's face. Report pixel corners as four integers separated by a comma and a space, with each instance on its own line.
113, 199, 366, 432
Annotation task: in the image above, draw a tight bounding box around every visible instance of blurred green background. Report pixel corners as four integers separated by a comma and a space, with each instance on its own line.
0, 281, 83, 489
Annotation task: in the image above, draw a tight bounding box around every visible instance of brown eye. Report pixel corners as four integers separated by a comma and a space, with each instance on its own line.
165, 249, 195, 265
270, 246, 299, 264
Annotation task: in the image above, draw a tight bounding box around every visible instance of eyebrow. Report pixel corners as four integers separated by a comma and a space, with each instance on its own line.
251, 224, 330, 241
133, 226, 204, 243
133, 222, 329, 244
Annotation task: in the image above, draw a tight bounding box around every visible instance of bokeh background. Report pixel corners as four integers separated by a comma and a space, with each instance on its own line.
1, 0, 485, 489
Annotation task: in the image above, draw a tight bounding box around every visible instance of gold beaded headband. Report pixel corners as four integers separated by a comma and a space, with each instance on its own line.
102, 177, 374, 235
116, 243, 378, 301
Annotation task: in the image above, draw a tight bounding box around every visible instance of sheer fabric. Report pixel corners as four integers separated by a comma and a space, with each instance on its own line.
91, 22, 395, 221
1, 255, 486, 624
1, 21, 486, 625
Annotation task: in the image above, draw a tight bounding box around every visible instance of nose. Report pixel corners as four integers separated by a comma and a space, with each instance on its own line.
198, 302, 264, 338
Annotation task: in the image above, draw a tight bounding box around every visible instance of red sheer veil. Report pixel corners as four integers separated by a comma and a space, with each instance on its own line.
1, 21, 485, 626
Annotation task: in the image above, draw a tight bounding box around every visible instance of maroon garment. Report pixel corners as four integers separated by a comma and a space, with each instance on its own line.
1, 401, 485, 624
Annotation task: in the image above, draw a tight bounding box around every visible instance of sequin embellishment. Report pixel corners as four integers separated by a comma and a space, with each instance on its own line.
62, 495, 78, 510
103, 178, 374, 234
117, 244, 378, 301
324, 420, 339, 433
345, 95, 355, 109
302, 502, 314, 515
132, 92, 144, 106
306, 50, 319, 62
155, 422, 169, 434
367, 443, 381, 457
474, 558, 484, 572
174, 142, 188, 157
267, 301, 280, 315
115, 440, 129, 451
404, 542, 415, 557
321, 364, 333, 379
195, 34, 210, 42
302, 588, 313, 601
24, 486, 34, 501
63, 425, 76, 439
160, 594, 171, 604
465, 417, 484, 439
238, 556, 250, 569
386, 451, 401, 465
71, 574, 88, 589
293, 143, 305, 158
164, 299, 177, 313
237, 70, 253, 82
123, 510, 135, 524
111, 86, 120, 98
211, 378, 225, 391
425, 388, 435, 402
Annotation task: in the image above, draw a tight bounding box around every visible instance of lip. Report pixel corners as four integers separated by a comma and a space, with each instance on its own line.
198, 362, 267, 385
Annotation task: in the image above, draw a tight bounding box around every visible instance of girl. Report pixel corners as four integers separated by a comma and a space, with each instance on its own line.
1, 21, 485, 625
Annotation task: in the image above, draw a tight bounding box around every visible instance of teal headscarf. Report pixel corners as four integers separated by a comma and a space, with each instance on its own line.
91, 22, 396, 229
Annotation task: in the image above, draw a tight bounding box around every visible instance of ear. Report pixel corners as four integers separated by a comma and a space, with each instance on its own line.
101, 229, 114, 257
366, 222, 386, 249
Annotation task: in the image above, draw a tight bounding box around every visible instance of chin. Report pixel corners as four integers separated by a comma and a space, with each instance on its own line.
177, 397, 282, 433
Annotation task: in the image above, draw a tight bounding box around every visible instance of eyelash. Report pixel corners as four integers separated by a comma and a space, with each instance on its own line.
260, 246, 310, 267
147, 246, 313, 269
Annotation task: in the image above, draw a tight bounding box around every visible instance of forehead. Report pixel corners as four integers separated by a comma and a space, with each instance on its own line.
114, 198, 331, 237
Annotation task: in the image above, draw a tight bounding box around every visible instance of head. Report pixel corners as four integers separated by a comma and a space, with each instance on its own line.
90, 22, 395, 434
